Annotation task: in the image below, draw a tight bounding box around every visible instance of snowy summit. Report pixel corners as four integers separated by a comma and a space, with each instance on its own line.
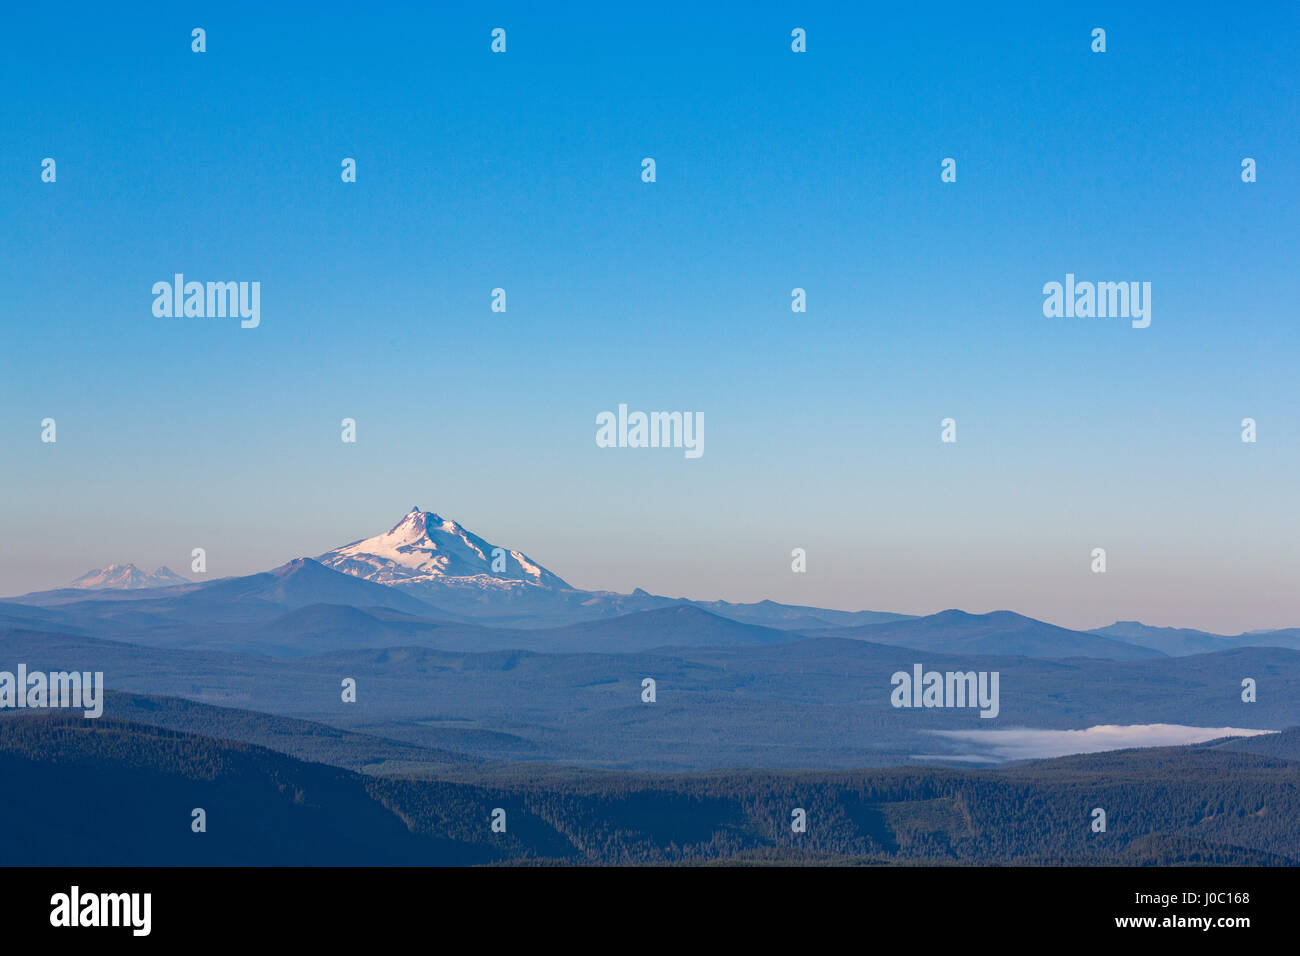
69, 564, 190, 590
316, 507, 571, 593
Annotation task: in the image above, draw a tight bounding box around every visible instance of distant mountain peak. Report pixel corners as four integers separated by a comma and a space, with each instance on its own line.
273, 557, 319, 577
318, 507, 572, 594
931, 608, 976, 621
387, 508, 465, 541
69, 564, 190, 590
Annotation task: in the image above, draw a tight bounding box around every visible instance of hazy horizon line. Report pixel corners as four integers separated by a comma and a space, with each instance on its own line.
7, 551, 1296, 640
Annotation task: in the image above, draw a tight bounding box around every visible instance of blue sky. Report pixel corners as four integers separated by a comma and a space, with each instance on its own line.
2, 1, 1298, 632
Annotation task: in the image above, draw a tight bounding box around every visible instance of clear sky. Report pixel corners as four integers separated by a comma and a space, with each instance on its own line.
2, 2, 1298, 634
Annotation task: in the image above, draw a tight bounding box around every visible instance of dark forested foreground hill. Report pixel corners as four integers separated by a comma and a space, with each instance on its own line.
2, 713, 1296, 866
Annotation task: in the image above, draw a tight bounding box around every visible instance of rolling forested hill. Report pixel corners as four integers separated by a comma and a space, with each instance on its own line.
2, 712, 1295, 866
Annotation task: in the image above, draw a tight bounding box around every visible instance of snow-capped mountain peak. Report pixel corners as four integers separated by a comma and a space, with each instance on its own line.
317, 507, 571, 593
69, 564, 190, 590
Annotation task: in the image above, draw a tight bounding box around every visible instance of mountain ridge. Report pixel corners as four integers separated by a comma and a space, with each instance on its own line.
9, 506, 1296, 650
69, 563, 190, 590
